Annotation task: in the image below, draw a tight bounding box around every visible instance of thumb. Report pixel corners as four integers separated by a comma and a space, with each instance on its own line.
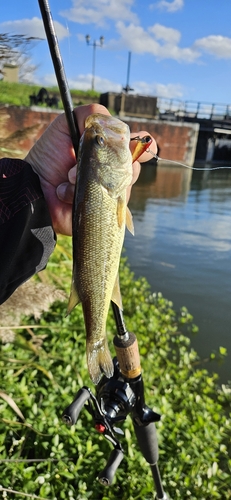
56, 182, 75, 204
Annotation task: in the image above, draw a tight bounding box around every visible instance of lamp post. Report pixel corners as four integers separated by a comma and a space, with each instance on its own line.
120, 51, 134, 117
123, 51, 134, 93
86, 34, 104, 91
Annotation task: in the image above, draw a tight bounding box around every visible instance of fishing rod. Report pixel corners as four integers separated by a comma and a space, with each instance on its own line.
38, 1, 170, 497
38, 0, 79, 158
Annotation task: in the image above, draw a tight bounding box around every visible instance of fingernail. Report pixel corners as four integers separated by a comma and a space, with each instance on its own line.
68, 165, 77, 184
57, 183, 66, 200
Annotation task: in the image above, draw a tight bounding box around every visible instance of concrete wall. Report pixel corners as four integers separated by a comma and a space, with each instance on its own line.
100, 92, 157, 119
124, 117, 199, 167
0, 105, 199, 166
0, 105, 62, 158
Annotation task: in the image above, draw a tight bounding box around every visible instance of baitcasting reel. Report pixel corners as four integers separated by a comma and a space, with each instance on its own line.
62, 357, 161, 486
62, 320, 170, 500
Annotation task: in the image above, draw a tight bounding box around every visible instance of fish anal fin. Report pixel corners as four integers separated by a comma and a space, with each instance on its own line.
111, 274, 123, 310
126, 207, 134, 235
67, 282, 80, 315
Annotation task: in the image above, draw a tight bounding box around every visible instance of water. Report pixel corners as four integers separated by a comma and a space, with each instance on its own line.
124, 160, 231, 383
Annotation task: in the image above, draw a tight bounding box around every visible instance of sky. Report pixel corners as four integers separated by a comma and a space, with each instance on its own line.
1, 0, 231, 106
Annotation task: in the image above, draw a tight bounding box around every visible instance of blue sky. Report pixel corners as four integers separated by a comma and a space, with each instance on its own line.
1, 0, 231, 106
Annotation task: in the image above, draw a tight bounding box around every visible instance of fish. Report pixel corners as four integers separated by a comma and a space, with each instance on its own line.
67, 113, 134, 384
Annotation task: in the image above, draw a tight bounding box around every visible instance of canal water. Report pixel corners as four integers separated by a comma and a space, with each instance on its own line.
124, 160, 231, 384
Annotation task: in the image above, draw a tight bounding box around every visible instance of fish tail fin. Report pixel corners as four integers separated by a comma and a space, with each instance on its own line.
87, 340, 114, 385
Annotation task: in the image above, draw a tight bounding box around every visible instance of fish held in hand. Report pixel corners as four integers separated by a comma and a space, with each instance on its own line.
67, 113, 134, 384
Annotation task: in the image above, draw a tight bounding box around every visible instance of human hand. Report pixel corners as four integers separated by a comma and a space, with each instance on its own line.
25, 104, 157, 236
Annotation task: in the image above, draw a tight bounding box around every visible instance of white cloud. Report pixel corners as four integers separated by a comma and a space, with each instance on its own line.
108, 22, 200, 63
133, 81, 184, 98
39, 71, 183, 98
69, 74, 122, 92
149, 23, 181, 45
0, 18, 69, 41
60, 0, 138, 27
154, 0, 184, 12
194, 35, 231, 59
40, 72, 122, 93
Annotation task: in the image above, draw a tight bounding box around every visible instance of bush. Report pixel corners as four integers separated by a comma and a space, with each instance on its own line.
0, 237, 230, 499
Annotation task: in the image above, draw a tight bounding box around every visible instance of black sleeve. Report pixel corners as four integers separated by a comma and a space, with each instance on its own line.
0, 158, 56, 305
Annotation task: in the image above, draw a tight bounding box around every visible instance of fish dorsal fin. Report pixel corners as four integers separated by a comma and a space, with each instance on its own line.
117, 196, 125, 229
126, 207, 134, 235
111, 274, 123, 310
67, 282, 80, 315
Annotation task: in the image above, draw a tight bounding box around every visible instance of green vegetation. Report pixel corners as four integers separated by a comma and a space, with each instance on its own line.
0, 236, 230, 499
0, 81, 100, 108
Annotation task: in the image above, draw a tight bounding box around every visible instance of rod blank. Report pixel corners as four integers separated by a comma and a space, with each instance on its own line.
38, 0, 79, 157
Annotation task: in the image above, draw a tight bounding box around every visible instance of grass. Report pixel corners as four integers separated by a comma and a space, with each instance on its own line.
0, 236, 230, 499
0, 80, 100, 108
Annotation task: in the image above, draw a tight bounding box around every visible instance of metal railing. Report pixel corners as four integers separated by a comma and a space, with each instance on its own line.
157, 97, 231, 121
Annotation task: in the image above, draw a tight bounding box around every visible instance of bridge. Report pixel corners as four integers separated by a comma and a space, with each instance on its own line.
100, 92, 231, 164
157, 97, 231, 163
158, 97, 231, 124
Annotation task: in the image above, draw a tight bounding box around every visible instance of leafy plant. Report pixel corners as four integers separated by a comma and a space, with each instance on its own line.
0, 236, 230, 499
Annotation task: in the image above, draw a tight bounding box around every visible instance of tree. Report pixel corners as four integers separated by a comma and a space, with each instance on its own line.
0, 33, 40, 83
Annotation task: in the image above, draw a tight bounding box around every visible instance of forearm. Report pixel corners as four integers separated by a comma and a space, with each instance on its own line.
0, 158, 56, 304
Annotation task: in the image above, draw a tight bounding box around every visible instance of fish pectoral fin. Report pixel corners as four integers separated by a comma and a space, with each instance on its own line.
126, 207, 134, 235
117, 196, 125, 229
67, 282, 80, 315
111, 275, 123, 310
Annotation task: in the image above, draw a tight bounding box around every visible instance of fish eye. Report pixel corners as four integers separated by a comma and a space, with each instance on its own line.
96, 135, 104, 147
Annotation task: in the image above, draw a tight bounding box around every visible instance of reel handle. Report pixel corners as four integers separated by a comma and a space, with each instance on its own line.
62, 387, 90, 425
98, 448, 124, 486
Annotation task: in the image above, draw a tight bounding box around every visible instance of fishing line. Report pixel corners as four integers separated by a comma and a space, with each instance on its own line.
131, 136, 231, 171
144, 146, 231, 172
65, 21, 71, 62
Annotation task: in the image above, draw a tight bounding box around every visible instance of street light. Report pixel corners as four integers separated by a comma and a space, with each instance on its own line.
123, 51, 134, 93
86, 34, 104, 91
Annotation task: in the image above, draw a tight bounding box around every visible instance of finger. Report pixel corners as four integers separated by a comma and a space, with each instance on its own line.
126, 160, 141, 203
56, 182, 75, 204
132, 160, 141, 185
68, 165, 77, 184
130, 131, 157, 163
